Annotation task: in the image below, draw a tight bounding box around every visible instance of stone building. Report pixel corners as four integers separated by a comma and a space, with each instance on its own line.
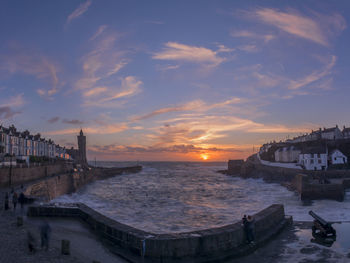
78, 129, 87, 164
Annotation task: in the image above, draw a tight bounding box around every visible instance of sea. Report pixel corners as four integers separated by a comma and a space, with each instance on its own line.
53, 162, 350, 234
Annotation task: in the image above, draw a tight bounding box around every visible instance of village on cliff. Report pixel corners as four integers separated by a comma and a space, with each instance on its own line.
259, 125, 350, 171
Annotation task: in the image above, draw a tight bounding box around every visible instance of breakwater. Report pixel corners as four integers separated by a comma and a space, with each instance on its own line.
24, 166, 142, 201
28, 203, 291, 262
224, 156, 350, 201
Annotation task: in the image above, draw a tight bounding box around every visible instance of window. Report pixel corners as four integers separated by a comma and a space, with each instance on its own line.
318, 159, 322, 164
310, 159, 314, 164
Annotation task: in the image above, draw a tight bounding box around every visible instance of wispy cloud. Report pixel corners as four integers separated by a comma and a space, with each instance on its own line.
0, 106, 21, 119
66, 0, 92, 25
0, 50, 60, 100
45, 122, 128, 135
288, 55, 336, 90
83, 76, 143, 107
132, 97, 241, 121
75, 30, 141, 107
251, 8, 346, 46
62, 119, 84, 125
47, 117, 60, 124
1, 94, 25, 108
0, 94, 24, 119
148, 115, 313, 148
153, 42, 226, 66
90, 25, 108, 41
231, 30, 275, 43
237, 44, 259, 53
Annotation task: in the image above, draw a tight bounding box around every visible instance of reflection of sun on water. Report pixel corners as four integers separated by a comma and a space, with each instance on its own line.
200, 154, 209, 160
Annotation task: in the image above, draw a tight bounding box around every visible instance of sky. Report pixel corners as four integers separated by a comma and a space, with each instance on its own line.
0, 0, 350, 161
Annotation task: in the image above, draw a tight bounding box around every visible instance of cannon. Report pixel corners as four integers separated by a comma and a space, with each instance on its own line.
309, 211, 336, 237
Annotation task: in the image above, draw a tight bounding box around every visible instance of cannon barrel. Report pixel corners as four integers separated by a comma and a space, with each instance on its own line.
309, 211, 328, 226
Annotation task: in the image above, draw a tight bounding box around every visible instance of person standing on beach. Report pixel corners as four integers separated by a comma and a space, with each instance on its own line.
12, 192, 18, 211
4, 192, 9, 210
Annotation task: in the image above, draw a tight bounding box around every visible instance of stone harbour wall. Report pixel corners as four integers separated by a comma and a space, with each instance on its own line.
24, 166, 142, 201
28, 203, 291, 262
0, 163, 71, 187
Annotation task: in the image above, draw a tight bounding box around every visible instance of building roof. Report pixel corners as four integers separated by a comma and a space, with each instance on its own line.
322, 126, 339, 133
301, 145, 327, 154
330, 149, 345, 156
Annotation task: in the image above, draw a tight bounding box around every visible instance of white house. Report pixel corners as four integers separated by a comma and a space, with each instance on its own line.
329, 149, 347, 165
275, 146, 301, 163
343, 126, 350, 139
321, 125, 343, 140
299, 146, 328, 171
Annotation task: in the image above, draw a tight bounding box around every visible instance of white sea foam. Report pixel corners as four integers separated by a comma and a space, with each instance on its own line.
53, 162, 350, 233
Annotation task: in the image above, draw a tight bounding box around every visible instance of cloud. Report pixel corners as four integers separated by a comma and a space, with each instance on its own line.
62, 119, 84, 125
1, 94, 25, 108
89, 143, 242, 155
148, 115, 312, 148
83, 87, 108, 97
152, 42, 226, 66
75, 32, 139, 107
66, 0, 92, 25
83, 76, 143, 107
0, 106, 21, 119
288, 55, 336, 90
237, 44, 259, 53
0, 94, 24, 119
0, 50, 60, 100
156, 64, 180, 71
45, 123, 128, 135
90, 25, 108, 41
132, 97, 241, 121
231, 30, 275, 43
252, 8, 346, 46
47, 117, 60, 124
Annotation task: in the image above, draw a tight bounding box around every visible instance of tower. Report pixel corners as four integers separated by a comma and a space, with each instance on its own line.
77, 129, 87, 164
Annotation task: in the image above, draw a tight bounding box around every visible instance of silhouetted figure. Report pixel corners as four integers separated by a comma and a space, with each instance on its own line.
27, 230, 36, 253
4, 192, 9, 210
242, 214, 250, 243
246, 215, 255, 244
12, 192, 18, 211
40, 220, 51, 251
19, 192, 26, 210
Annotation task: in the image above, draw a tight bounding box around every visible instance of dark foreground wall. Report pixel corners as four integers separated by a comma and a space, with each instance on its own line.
28, 203, 291, 262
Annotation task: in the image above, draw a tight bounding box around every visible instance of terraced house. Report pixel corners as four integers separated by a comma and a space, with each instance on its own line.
0, 125, 70, 164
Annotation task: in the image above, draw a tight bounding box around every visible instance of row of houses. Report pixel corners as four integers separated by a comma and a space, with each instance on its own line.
274, 145, 348, 171
0, 125, 70, 163
287, 125, 348, 143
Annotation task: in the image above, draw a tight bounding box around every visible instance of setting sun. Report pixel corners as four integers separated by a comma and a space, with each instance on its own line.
200, 154, 209, 160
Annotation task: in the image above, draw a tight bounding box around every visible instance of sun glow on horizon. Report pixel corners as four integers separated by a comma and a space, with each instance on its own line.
200, 153, 209, 160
